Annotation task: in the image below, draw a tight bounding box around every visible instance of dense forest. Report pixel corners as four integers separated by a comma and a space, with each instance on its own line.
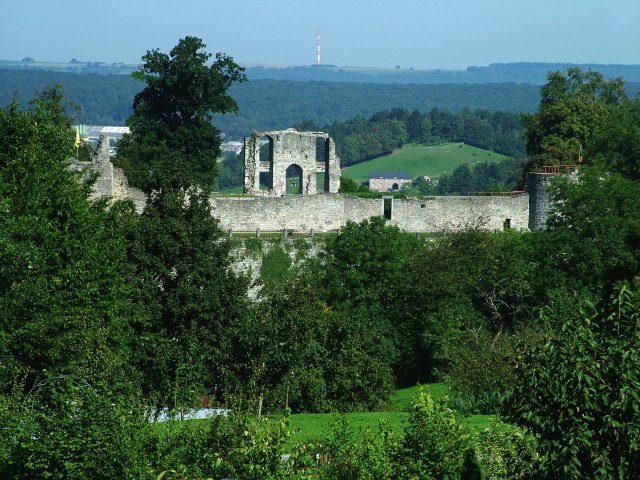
3, 68, 639, 140
1, 37, 640, 479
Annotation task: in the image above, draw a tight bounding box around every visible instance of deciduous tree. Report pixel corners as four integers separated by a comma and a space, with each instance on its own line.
116, 36, 246, 191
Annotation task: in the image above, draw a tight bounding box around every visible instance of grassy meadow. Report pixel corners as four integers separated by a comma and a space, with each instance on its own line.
341, 142, 508, 184
285, 383, 496, 447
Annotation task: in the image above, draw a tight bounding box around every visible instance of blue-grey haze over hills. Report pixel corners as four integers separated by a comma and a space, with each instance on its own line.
1, 0, 638, 70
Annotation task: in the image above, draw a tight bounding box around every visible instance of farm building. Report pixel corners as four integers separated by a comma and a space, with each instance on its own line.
369, 171, 412, 192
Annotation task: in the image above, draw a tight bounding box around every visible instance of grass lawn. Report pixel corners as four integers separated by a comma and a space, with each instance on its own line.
153, 383, 499, 449
342, 143, 508, 184
285, 383, 496, 447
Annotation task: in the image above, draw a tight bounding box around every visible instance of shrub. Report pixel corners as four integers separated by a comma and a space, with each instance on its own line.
3, 377, 151, 480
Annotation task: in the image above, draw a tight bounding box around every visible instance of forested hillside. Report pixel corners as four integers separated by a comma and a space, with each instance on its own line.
0, 69, 541, 138
5, 59, 640, 84
4, 68, 639, 140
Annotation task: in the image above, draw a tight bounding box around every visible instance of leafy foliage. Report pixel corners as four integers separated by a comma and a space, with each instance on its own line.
0, 100, 134, 390
126, 187, 249, 411
503, 285, 640, 479
523, 67, 626, 170
115, 36, 245, 191
541, 167, 640, 293
3, 379, 150, 480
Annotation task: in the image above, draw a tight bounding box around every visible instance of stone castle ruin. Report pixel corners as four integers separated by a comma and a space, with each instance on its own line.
76, 130, 559, 233
243, 129, 340, 195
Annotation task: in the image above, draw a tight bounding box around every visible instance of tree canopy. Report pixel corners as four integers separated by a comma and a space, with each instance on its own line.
523, 67, 626, 170
116, 36, 245, 191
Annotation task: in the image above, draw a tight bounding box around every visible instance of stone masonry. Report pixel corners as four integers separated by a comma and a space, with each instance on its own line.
75, 134, 558, 233
243, 129, 340, 195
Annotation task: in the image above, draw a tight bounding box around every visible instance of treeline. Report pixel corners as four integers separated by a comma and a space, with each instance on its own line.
408, 158, 527, 195
9, 60, 640, 84
0, 68, 544, 137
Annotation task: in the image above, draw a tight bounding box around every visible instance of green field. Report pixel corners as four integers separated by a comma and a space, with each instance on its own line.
285, 383, 496, 447
342, 143, 508, 184
154, 383, 497, 449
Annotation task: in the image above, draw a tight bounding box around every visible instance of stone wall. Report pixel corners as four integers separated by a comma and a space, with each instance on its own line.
72, 134, 546, 233
369, 177, 412, 192
210, 193, 529, 233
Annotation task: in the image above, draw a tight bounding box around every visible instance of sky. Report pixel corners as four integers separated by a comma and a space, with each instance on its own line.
1, 0, 638, 70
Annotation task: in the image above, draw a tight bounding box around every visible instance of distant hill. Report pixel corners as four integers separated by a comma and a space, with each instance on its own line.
4, 58, 640, 84
341, 143, 508, 183
244, 62, 640, 85
2, 68, 639, 139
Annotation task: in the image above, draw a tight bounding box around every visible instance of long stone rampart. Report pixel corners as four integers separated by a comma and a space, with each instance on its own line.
72, 134, 541, 232
210, 194, 529, 233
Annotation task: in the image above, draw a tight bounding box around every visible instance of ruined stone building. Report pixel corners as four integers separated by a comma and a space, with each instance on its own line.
243, 129, 340, 195
77, 130, 559, 233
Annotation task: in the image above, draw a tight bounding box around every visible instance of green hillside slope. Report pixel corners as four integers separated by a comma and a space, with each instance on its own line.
341, 143, 508, 183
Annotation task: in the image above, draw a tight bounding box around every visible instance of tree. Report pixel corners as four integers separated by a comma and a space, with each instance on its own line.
523, 68, 625, 170
116, 36, 246, 191
503, 285, 640, 479
0, 99, 135, 390
589, 97, 640, 180
126, 188, 249, 410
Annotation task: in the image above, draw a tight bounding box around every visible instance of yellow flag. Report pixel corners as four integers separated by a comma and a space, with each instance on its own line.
74, 127, 81, 148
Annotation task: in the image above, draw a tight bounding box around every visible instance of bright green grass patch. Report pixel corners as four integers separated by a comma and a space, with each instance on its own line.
342, 143, 508, 184
285, 411, 496, 448
287, 411, 407, 447
391, 383, 446, 411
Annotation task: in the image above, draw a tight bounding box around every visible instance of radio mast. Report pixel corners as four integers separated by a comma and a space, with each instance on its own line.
316, 28, 321, 65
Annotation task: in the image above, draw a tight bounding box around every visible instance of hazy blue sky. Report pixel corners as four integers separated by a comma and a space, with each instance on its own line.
1, 0, 638, 69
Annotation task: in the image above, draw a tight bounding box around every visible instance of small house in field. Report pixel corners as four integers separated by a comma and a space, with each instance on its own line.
368, 171, 412, 192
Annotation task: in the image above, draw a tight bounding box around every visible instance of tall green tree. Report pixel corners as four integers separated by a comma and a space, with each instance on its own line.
0, 99, 134, 390
118, 38, 250, 410
523, 68, 625, 170
116, 36, 246, 191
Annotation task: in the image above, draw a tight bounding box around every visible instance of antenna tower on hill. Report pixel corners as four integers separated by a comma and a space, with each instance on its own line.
316, 28, 321, 65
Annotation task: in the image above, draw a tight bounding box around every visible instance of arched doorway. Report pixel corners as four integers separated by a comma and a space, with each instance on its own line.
286, 164, 303, 194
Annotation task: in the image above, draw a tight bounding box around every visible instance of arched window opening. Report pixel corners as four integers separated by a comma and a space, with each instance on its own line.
286, 164, 303, 194
259, 136, 273, 191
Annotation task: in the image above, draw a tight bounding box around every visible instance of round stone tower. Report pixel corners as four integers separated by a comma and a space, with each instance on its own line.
527, 172, 556, 230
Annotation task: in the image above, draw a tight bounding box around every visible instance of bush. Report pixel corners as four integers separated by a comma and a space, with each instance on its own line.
399, 391, 475, 479
443, 328, 517, 414
474, 421, 538, 479
3, 377, 151, 480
